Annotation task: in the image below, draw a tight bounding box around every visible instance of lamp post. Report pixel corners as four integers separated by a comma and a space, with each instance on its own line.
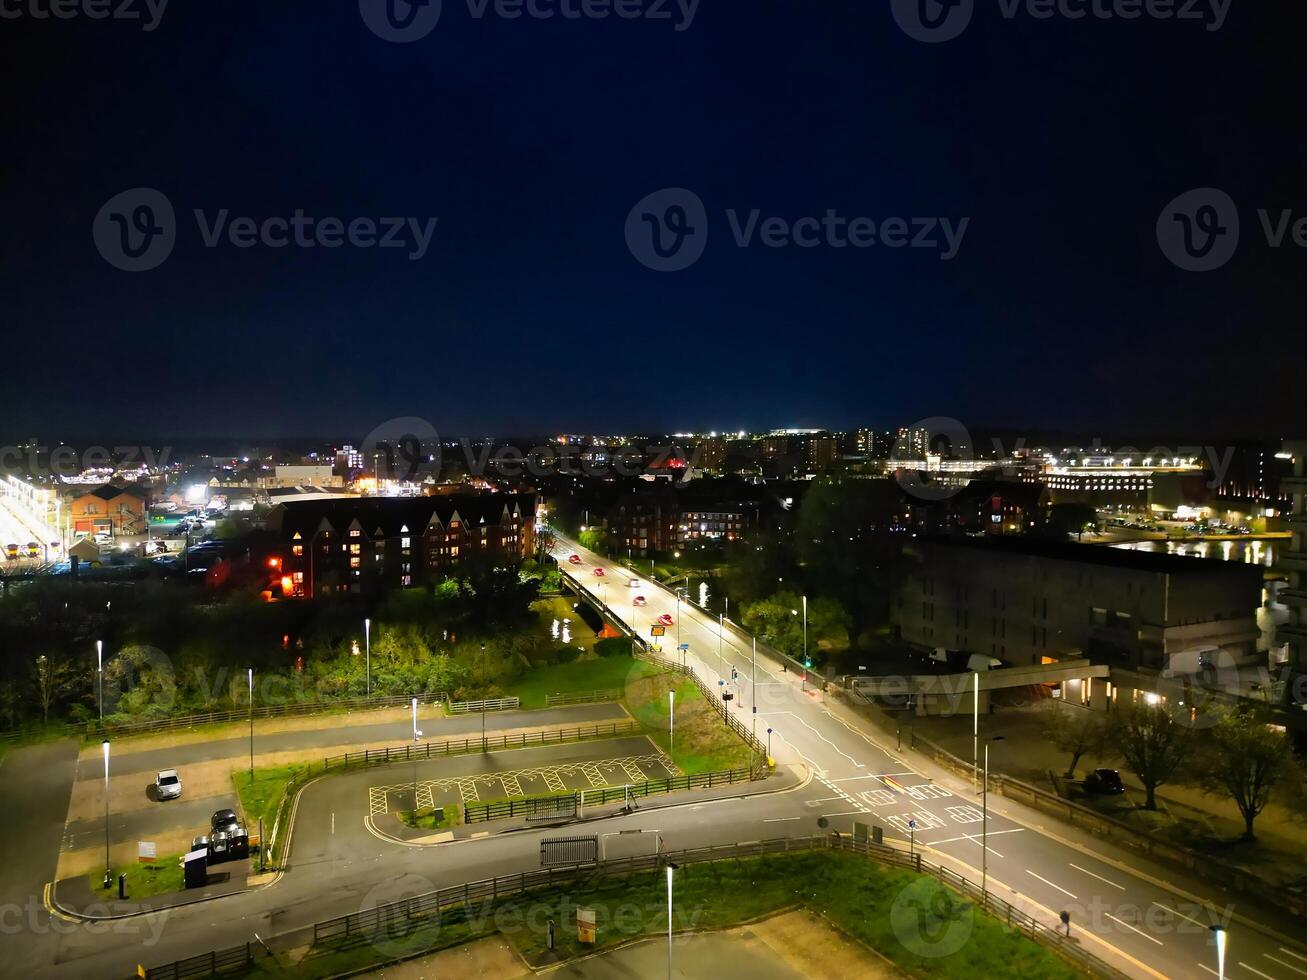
972, 670, 979, 793
766, 727, 773, 760
1210, 925, 1227, 980
96, 640, 103, 723
801, 594, 807, 670
480, 643, 487, 752
665, 862, 678, 980
101, 739, 111, 886
982, 735, 1004, 898
751, 636, 757, 741
717, 613, 725, 679
669, 691, 675, 760
363, 618, 371, 697
412, 697, 423, 812
247, 668, 254, 783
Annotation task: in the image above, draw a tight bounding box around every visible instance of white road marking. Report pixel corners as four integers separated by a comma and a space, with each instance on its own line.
763, 817, 800, 823
829, 774, 886, 782
1104, 913, 1164, 946
1238, 963, 1277, 980
1280, 950, 1307, 965
925, 828, 1024, 847
1199, 966, 1218, 977
1026, 869, 1077, 899
1151, 902, 1205, 928
331, 812, 335, 835
1068, 862, 1126, 891
1266, 953, 1307, 977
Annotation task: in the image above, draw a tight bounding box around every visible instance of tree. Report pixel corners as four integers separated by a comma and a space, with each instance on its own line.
1107, 701, 1193, 810
741, 590, 849, 664
1046, 503, 1098, 542
1196, 708, 1297, 841
1041, 703, 1109, 777
33, 653, 77, 725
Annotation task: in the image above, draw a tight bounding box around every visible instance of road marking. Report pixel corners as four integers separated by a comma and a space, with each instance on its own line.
763, 816, 800, 823
1198, 966, 1218, 977
1104, 913, 1164, 946
1266, 953, 1307, 977
331, 812, 335, 835
1281, 950, 1307, 966
1238, 963, 1277, 980
829, 774, 884, 782
1151, 902, 1205, 928
925, 828, 1024, 847
1025, 869, 1077, 899
1069, 862, 1126, 891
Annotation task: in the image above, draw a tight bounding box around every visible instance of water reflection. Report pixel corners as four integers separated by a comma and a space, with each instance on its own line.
1111, 538, 1279, 567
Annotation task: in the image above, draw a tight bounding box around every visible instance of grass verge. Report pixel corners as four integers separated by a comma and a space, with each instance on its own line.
240, 850, 1081, 979
234, 763, 305, 837
398, 805, 461, 830
623, 671, 753, 774
86, 853, 184, 900
508, 652, 659, 709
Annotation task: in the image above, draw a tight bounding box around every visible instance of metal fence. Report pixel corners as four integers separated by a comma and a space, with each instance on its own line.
143, 833, 1131, 979
633, 649, 768, 759
462, 766, 754, 823
446, 696, 519, 714
545, 689, 621, 706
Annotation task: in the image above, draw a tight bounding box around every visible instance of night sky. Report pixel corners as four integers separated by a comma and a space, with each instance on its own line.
2, 0, 1302, 442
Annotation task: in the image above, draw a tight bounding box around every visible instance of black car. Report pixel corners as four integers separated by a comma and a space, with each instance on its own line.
1084, 769, 1126, 795
211, 808, 239, 834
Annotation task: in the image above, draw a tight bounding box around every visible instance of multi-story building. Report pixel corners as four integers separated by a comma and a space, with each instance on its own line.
696, 437, 729, 473
264, 493, 535, 598
806, 434, 841, 472
1279, 440, 1307, 735
68, 485, 148, 537
895, 536, 1263, 671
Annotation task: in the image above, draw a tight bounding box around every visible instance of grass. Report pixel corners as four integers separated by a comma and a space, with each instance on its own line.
239, 850, 1082, 979
87, 853, 184, 900
234, 763, 305, 836
509, 652, 660, 709
398, 805, 461, 830
623, 672, 754, 774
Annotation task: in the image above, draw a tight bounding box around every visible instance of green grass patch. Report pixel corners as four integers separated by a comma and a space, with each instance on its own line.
234, 763, 304, 834
88, 853, 185, 900
398, 805, 460, 830
509, 652, 659, 709
623, 672, 753, 775
236, 850, 1082, 979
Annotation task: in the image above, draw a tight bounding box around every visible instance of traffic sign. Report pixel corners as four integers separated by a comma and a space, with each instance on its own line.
678, 643, 689, 650
650, 626, 666, 637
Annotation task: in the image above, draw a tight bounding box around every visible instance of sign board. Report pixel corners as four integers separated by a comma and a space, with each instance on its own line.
138, 841, 157, 863
852, 822, 870, 844
678, 643, 689, 650
650, 626, 666, 637
577, 907, 597, 945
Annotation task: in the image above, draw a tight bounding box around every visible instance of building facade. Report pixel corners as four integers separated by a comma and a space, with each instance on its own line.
1279, 440, 1307, 730
265, 494, 536, 598
68, 485, 147, 537
895, 536, 1263, 671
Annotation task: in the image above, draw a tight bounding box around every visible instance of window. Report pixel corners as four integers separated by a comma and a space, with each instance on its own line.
292, 545, 303, 557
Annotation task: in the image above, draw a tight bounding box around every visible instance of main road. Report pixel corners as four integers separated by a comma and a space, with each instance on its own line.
553, 534, 1306, 980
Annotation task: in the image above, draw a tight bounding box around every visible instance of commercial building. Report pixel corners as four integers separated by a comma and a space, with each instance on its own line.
264, 493, 535, 598
895, 536, 1263, 672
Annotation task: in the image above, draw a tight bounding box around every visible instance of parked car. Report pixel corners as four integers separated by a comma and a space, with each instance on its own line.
155, 769, 183, 800
211, 808, 239, 834
1083, 768, 1126, 795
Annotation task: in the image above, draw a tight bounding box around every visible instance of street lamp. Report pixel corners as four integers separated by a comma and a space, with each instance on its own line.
247, 668, 254, 783
96, 640, 103, 723
480, 643, 488, 752
669, 691, 675, 760
666, 862, 679, 980
101, 739, 111, 887
363, 618, 371, 697
412, 697, 424, 813
717, 612, 725, 679
1210, 925, 1227, 980
766, 726, 773, 760
982, 735, 1005, 898
972, 670, 979, 794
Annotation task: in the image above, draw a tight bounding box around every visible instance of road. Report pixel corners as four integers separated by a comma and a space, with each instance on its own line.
554, 536, 1306, 980
5, 540, 1302, 979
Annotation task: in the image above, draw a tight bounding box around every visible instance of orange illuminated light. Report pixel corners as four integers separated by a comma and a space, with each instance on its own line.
281, 576, 293, 593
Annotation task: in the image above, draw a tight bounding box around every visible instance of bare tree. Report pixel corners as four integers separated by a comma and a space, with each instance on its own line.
1041, 702, 1109, 777
1107, 700, 1193, 810
33, 653, 76, 726
1197, 708, 1297, 841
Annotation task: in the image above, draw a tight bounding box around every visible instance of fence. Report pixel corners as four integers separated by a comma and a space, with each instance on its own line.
633, 649, 769, 759
446, 696, 519, 714
143, 833, 1131, 980
462, 766, 755, 823
0, 692, 449, 744
545, 689, 621, 707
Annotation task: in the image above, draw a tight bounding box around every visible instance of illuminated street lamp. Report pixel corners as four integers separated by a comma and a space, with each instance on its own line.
96, 640, 104, 723
982, 735, 1005, 897
101, 740, 111, 887
1210, 925, 1226, 980
363, 618, 372, 697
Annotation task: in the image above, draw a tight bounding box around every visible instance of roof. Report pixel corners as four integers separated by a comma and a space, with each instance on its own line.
916, 534, 1264, 577
266, 493, 536, 541
80, 484, 145, 502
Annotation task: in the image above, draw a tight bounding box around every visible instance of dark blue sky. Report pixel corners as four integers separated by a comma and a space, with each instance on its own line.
2, 0, 1301, 441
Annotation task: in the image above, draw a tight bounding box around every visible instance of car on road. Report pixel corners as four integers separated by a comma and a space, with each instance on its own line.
1083, 768, 1126, 795
593, 567, 605, 577
211, 808, 239, 834
632, 596, 647, 606
658, 613, 674, 626
627, 578, 640, 588
155, 769, 182, 800
567, 554, 582, 565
